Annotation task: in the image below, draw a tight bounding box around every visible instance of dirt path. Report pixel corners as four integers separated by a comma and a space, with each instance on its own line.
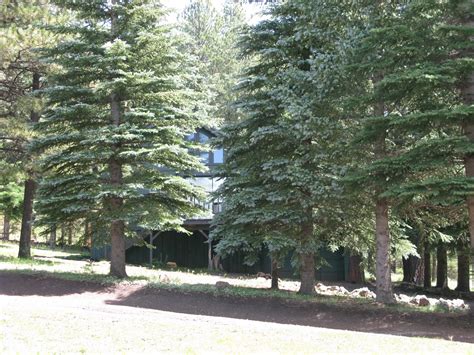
1, 272, 473, 346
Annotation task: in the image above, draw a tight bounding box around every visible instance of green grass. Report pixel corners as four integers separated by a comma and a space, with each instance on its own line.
19, 242, 86, 253
0, 255, 55, 266
1, 241, 472, 353
2, 293, 473, 354
0, 267, 148, 285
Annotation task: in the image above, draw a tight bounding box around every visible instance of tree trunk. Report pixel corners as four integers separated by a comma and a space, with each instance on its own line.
373, 81, 394, 303
108, 140, 126, 277
298, 218, 315, 295
18, 178, 36, 258
67, 226, 72, 246
84, 221, 92, 248
414, 255, 424, 286
431, 252, 437, 282
436, 243, 448, 289
208, 235, 213, 271
423, 247, 431, 289
108, 101, 126, 277
402, 255, 419, 283
3, 215, 10, 240
49, 225, 56, 249
347, 253, 365, 283
299, 252, 315, 294
456, 240, 471, 292
60, 225, 65, 247
271, 256, 279, 290
109, 188, 126, 278
18, 72, 40, 259
403, 255, 422, 284
107, 3, 127, 278
375, 198, 393, 303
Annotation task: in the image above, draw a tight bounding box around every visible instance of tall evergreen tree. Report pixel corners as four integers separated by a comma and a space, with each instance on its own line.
212, 0, 365, 294
212, 6, 300, 289
361, 0, 474, 287
180, 0, 246, 126
0, 0, 61, 257
0, 169, 23, 239
343, 0, 460, 303
451, 0, 474, 248
34, 0, 205, 277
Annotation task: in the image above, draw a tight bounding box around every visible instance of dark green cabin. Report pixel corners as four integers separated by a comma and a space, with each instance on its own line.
124, 225, 348, 281
92, 127, 349, 281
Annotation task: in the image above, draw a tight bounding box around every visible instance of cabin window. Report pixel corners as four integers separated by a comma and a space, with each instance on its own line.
213, 148, 224, 164
198, 133, 209, 143
200, 152, 210, 164
186, 129, 224, 165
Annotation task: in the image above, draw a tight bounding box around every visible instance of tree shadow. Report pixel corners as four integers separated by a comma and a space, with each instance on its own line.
0, 271, 110, 296
35, 253, 91, 261
2, 271, 473, 344
105, 283, 474, 344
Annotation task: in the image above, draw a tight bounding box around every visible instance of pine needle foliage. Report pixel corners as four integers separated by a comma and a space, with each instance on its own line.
211, 0, 370, 294
180, 0, 247, 126
33, 0, 206, 276
344, 0, 474, 300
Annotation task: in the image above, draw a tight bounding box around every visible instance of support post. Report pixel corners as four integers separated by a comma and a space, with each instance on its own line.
148, 231, 161, 268
149, 232, 153, 268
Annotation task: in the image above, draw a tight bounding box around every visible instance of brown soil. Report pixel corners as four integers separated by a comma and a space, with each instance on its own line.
1, 272, 473, 344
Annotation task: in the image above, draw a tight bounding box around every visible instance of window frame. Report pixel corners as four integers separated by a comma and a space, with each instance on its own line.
188, 129, 224, 166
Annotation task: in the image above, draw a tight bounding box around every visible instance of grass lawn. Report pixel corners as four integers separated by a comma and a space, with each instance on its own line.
2, 294, 473, 354
1, 241, 474, 353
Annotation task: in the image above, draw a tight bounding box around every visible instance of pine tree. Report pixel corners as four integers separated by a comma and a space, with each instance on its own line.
451, 0, 474, 248
180, 0, 246, 126
212, 0, 364, 294
361, 0, 474, 286
342, 0, 455, 303
0, 0, 62, 257
211, 8, 299, 288
0, 166, 23, 240
34, 0, 205, 277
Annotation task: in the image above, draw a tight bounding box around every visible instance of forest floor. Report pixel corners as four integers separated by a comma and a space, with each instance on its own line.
0, 242, 474, 352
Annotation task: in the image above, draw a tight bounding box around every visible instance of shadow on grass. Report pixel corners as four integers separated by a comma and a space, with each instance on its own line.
0, 269, 149, 297
0, 270, 110, 296
36, 253, 91, 261
1, 270, 473, 344
60, 253, 91, 261
104, 283, 474, 344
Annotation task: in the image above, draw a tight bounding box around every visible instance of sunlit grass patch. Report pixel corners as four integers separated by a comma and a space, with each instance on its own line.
0, 255, 55, 266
